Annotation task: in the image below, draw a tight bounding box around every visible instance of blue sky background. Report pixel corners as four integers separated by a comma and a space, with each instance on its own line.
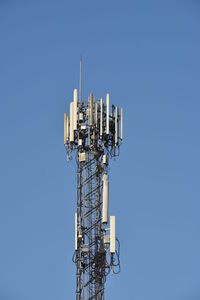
0, 0, 200, 299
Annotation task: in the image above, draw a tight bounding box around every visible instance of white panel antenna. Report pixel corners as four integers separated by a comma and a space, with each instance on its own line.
110, 216, 115, 253
100, 98, 103, 137
102, 174, 109, 224
73, 89, 78, 130
64, 112, 67, 145
66, 114, 69, 142
89, 93, 93, 126
70, 102, 74, 142
95, 102, 98, 127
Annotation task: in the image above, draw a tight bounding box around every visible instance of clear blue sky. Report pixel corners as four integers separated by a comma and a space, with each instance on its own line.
0, 0, 200, 299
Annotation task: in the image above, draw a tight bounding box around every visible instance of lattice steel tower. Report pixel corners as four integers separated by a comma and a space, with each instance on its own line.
64, 61, 123, 300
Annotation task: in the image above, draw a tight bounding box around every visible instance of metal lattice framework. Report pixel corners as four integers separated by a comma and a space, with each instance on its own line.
64, 62, 123, 300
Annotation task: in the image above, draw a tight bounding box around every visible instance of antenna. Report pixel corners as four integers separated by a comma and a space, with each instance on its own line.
64, 64, 123, 299
79, 57, 82, 103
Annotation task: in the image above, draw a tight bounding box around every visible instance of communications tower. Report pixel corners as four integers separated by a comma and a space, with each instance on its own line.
64, 62, 123, 300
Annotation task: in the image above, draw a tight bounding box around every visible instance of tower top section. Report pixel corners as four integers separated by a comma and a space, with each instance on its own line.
64, 87, 123, 160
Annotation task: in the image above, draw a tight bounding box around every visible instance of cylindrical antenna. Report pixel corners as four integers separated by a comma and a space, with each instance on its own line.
89, 93, 93, 126
79, 57, 82, 103
115, 106, 118, 146
95, 102, 98, 127
100, 98, 103, 138
66, 114, 69, 142
64, 112, 67, 145
70, 102, 74, 142
106, 93, 109, 135
73, 89, 78, 130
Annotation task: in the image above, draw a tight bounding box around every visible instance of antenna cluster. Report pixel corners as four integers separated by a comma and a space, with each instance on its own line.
64, 63, 123, 300
64, 90, 123, 160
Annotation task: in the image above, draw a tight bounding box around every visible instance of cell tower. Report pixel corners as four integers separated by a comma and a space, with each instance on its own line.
64, 61, 123, 300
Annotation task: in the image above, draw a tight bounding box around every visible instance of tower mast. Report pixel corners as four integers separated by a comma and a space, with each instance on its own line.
64, 62, 123, 299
